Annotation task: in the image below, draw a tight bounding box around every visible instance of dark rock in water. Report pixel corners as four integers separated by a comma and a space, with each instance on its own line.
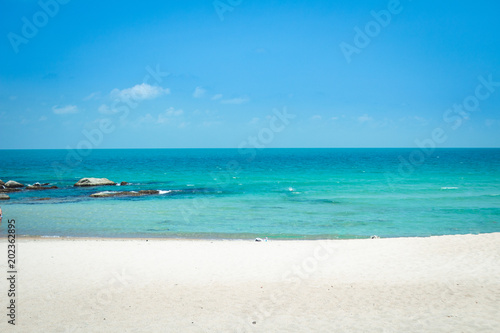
120, 181, 129, 186
0, 188, 21, 193
74, 178, 116, 187
138, 190, 160, 195
90, 190, 160, 198
5, 180, 24, 188
0, 194, 10, 200
90, 191, 133, 198
41, 183, 50, 186
26, 184, 58, 190
0, 179, 5, 186
35, 197, 51, 201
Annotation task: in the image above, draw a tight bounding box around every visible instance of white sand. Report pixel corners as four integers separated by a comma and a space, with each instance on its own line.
1, 233, 499, 332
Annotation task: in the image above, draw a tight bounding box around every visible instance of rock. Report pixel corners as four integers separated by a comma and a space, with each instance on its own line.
0, 194, 10, 200
26, 185, 58, 190
90, 191, 134, 198
138, 190, 160, 195
74, 178, 116, 187
120, 181, 129, 186
90, 190, 160, 198
41, 183, 50, 186
0, 188, 21, 193
35, 197, 51, 201
0, 179, 4, 186
5, 180, 24, 188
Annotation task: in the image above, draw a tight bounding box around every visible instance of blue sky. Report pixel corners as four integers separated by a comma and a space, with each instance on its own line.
1, 0, 499, 148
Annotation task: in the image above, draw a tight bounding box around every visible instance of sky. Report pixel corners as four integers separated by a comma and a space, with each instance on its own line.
0, 0, 499, 149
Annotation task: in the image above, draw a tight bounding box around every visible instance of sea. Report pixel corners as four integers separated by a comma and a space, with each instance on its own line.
0, 148, 499, 239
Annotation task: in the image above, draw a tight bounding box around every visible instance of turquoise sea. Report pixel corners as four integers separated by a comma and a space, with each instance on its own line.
0, 148, 499, 239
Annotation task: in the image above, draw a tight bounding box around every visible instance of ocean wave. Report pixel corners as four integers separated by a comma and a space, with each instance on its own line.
441, 187, 459, 190
158, 190, 172, 195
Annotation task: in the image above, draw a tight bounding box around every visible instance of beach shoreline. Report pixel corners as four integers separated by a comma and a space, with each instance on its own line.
8, 230, 497, 241
1, 233, 499, 332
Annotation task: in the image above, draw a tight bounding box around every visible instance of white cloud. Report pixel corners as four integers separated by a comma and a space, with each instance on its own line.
156, 107, 184, 124
52, 105, 78, 115
330, 116, 339, 121
110, 83, 170, 102
485, 119, 499, 127
374, 118, 392, 128
98, 104, 117, 114
311, 115, 322, 120
249, 117, 260, 125
221, 97, 249, 105
413, 116, 428, 125
165, 107, 184, 117
39, 116, 47, 121
83, 91, 100, 101
157, 113, 170, 124
137, 113, 155, 125
202, 121, 222, 127
357, 114, 373, 123
193, 87, 206, 98
212, 94, 223, 100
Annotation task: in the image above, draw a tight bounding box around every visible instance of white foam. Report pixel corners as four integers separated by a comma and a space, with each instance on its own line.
159, 190, 172, 195
441, 187, 458, 190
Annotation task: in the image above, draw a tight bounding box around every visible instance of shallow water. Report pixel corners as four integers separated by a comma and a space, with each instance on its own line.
1, 148, 499, 239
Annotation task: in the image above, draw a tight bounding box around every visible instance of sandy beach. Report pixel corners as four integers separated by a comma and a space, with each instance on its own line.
1, 233, 499, 332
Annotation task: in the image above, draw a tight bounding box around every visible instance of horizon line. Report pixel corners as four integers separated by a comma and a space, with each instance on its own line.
1, 147, 499, 150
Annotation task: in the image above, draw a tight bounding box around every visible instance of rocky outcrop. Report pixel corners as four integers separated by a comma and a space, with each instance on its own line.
137, 190, 160, 195
120, 181, 129, 186
26, 184, 58, 190
90, 190, 160, 198
74, 178, 116, 187
5, 180, 24, 188
0, 188, 21, 193
0, 194, 10, 200
0, 179, 5, 186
